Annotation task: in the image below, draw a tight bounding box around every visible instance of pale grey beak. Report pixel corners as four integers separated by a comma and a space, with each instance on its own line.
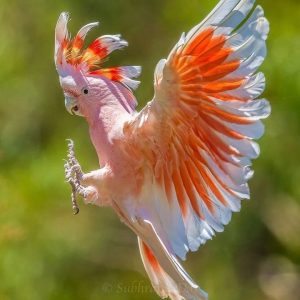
65, 97, 80, 116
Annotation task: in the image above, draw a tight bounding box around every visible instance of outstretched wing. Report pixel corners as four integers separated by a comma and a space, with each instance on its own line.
127, 0, 270, 260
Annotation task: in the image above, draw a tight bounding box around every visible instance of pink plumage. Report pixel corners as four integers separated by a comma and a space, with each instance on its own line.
55, 1, 270, 299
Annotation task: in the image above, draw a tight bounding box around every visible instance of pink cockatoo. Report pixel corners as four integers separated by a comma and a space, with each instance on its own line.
55, 0, 270, 299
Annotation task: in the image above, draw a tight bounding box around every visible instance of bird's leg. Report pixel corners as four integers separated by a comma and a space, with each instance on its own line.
64, 139, 98, 214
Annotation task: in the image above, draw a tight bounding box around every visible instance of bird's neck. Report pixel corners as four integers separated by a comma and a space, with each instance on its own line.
85, 91, 135, 166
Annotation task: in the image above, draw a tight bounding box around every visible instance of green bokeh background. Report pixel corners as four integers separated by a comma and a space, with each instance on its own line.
0, 0, 300, 299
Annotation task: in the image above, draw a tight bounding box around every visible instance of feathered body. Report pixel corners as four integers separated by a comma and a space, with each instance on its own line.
55, 1, 270, 299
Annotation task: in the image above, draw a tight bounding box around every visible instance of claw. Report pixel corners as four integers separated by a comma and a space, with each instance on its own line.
65, 138, 84, 215
72, 206, 80, 215
69, 179, 80, 215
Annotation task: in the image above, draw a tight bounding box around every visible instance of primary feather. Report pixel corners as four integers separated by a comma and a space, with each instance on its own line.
55, 1, 270, 299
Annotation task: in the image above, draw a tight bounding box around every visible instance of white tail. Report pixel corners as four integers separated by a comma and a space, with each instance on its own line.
136, 220, 208, 300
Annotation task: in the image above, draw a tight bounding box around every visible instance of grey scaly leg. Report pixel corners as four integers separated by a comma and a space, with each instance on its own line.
64, 139, 87, 214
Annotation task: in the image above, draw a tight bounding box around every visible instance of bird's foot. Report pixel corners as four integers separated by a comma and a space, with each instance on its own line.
64, 139, 86, 214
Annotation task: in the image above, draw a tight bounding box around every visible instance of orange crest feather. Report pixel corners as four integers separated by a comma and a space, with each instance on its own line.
54, 12, 141, 90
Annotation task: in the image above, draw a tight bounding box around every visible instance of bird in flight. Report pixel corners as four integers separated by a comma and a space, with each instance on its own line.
55, 0, 270, 299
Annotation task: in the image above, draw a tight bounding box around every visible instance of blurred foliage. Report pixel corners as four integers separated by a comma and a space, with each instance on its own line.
0, 0, 300, 299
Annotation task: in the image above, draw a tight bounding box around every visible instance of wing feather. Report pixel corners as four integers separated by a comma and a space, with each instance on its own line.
127, 0, 270, 259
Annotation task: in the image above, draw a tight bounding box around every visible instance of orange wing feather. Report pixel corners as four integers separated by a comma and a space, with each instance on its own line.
126, 4, 270, 259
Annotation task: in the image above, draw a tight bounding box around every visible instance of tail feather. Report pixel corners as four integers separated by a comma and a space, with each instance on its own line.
139, 238, 183, 300
136, 220, 208, 300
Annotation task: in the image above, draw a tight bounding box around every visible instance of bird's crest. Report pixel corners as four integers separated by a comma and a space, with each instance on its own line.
54, 12, 141, 90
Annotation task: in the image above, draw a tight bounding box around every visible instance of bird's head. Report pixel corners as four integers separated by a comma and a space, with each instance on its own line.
54, 12, 141, 118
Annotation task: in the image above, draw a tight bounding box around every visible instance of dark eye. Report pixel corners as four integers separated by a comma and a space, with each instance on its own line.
83, 88, 89, 95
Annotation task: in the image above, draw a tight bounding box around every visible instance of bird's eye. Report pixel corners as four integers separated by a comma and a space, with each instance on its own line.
81, 87, 89, 95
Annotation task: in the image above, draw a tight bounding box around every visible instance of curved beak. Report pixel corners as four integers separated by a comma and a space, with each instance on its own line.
65, 97, 80, 115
